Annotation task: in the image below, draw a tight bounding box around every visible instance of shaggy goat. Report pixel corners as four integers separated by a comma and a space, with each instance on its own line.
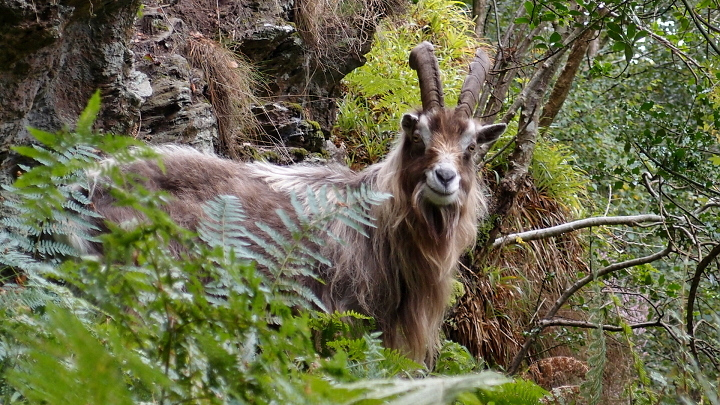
84, 42, 506, 364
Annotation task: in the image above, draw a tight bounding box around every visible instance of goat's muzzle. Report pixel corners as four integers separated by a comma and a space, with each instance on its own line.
424, 162, 461, 206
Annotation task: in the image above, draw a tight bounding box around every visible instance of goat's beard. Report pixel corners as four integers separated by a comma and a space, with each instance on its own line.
412, 182, 464, 240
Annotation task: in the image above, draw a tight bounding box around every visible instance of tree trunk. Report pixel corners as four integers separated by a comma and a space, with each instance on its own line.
473, 0, 489, 36
539, 28, 596, 128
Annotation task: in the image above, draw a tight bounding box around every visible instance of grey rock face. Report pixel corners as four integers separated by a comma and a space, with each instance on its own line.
0, 0, 388, 180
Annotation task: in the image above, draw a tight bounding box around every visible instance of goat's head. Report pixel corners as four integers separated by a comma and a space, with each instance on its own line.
399, 42, 506, 207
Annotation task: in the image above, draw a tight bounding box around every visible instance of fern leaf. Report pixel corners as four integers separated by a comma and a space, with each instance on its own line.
75, 90, 102, 137
254, 221, 289, 262
62, 199, 103, 219
275, 208, 300, 236
35, 239, 79, 257
198, 195, 250, 250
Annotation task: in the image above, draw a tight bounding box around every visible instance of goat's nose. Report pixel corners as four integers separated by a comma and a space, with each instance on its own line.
434, 167, 457, 187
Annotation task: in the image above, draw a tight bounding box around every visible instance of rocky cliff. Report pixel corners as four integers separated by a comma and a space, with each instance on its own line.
0, 0, 396, 183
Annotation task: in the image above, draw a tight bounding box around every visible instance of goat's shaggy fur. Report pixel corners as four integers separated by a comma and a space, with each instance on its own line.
85, 109, 505, 364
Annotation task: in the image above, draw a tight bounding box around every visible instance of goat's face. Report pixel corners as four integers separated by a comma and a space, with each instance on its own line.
399, 109, 506, 206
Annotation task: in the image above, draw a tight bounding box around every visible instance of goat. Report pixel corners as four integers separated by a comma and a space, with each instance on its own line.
84, 42, 506, 365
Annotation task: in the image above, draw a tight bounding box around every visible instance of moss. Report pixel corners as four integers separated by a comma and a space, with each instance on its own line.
151, 20, 170, 31
448, 280, 465, 307
477, 214, 499, 241
259, 150, 282, 163
306, 119, 322, 132
286, 102, 304, 115
289, 147, 309, 161
311, 149, 330, 160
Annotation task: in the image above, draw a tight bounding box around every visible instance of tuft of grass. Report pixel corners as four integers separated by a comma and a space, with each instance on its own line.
185, 32, 262, 158
531, 138, 591, 218
295, 0, 407, 67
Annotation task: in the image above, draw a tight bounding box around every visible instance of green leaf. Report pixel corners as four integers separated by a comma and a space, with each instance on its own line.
523, 1, 535, 17
26, 127, 58, 147
549, 31, 562, 46
626, 23, 637, 40
607, 30, 624, 42
76, 90, 102, 137
624, 44, 634, 63
7, 306, 136, 405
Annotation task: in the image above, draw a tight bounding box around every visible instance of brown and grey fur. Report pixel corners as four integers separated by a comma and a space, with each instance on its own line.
83, 42, 506, 364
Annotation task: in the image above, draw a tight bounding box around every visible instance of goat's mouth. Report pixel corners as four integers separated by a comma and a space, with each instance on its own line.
423, 184, 458, 206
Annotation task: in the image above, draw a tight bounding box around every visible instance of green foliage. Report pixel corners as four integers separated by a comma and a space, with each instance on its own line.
0, 94, 546, 404
471, 378, 548, 405
1, 91, 148, 261
336, 0, 485, 166
551, 0, 720, 400
531, 138, 591, 218
434, 340, 484, 376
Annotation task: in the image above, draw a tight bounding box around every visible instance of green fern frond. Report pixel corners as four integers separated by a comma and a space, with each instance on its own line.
197, 185, 388, 313
0, 286, 54, 313
34, 240, 79, 257
198, 194, 250, 250
62, 199, 103, 219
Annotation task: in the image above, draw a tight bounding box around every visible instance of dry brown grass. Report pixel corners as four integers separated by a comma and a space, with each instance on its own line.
185, 32, 261, 158
295, 0, 407, 67
446, 178, 588, 368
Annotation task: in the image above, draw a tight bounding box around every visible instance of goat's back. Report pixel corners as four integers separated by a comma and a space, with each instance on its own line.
87, 146, 360, 250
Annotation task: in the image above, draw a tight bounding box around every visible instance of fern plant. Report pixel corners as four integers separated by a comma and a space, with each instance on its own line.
1, 91, 147, 262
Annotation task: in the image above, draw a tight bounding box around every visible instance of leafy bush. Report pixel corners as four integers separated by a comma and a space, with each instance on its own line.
0, 92, 546, 404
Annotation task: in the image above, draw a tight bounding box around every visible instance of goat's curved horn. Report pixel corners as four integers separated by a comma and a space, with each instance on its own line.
455, 47, 491, 119
409, 41, 444, 111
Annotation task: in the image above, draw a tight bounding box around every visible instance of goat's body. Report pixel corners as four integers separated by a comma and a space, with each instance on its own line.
86, 135, 486, 363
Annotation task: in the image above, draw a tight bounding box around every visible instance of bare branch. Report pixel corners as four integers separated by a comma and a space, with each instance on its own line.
472, 0, 489, 36
694, 198, 720, 215
626, 11, 711, 83
538, 318, 663, 331
507, 244, 673, 375
500, 50, 566, 124
492, 214, 664, 249
635, 142, 720, 198
679, 0, 720, 56
478, 22, 547, 122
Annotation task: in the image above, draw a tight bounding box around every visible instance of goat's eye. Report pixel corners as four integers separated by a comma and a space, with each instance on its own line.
466, 143, 476, 153
412, 133, 422, 143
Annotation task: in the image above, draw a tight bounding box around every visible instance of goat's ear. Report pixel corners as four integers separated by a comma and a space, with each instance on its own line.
476, 123, 507, 144
401, 113, 419, 134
